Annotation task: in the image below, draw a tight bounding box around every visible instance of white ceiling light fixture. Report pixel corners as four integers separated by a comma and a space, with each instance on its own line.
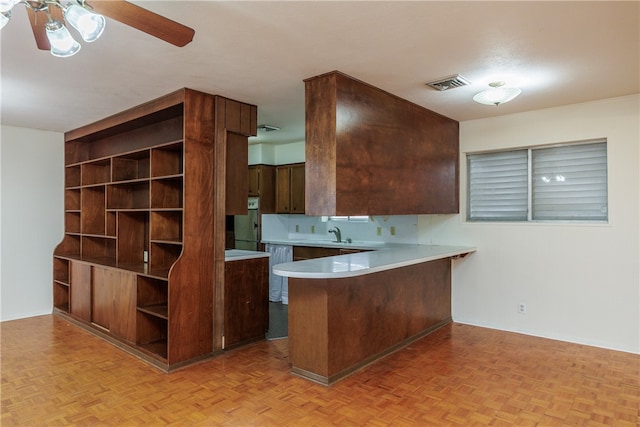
473, 81, 522, 106
1, 0, 105, 57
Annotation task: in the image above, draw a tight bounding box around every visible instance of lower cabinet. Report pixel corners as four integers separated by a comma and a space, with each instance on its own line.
92, 267, 137, 343
224, 257, 269, 348
70, 262, 91, 322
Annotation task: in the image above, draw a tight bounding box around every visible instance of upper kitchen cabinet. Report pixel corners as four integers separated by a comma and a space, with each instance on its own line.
248, 165, 276, 213
304, 71, 459, 215
276, 163, 305, 214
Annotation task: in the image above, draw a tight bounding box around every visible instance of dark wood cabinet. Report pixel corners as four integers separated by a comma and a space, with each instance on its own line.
91, 267, 137, 343
304, 71, 459, 216
248, 164, 275, 213
224, 257, 269, 348
70, 262, 91, 322
53, 88, 258, 371
276, 163, 305, 214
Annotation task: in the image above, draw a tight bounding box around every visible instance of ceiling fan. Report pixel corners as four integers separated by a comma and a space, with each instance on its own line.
0, 0, 195, 56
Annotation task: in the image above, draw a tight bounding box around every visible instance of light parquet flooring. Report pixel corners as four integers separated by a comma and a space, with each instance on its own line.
1, 315, 638, 426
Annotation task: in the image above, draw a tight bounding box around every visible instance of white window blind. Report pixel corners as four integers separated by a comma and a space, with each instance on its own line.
467, 141, 608, 223
467, 150, 528, 221
532, 142, 608, 221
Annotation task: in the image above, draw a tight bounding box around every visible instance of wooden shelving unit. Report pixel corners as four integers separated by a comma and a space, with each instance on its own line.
53, 88, 257, 371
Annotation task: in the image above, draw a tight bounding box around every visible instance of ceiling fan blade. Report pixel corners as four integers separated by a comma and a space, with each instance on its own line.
26, 8, 49, 50
87, 1, 195, 47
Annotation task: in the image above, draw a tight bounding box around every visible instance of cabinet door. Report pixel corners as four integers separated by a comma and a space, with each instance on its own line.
224, 258, 269, 347
70, 262, 92, 322
92, 267, 137, 342
110, 271, 137, 343
248, 166, 259, 196
275, 166, 291, 213
290, 164, 305, 214
92, 267, 112, 329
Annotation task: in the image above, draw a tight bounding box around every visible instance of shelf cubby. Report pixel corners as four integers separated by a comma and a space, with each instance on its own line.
81, 235, 116, 262
151, 142, 183, 177
65, 165, 81, 188
65, 212, 81, 234
136, 309, 168, 359
56, 234, 80, 258
53, 282, 70, 312
117, 212, 148, 264
65, 189, 81, 211
150, 178, 183, 209
107, 182, 150, 210
81, 187, 106, 235
150, 242, 182, 271
112, 150, 151, 182
136, 318, 168, 359
81, 159, 111, 186
53, 257, 70, 284
150, 211, 182, 243
106, 212, 116, 237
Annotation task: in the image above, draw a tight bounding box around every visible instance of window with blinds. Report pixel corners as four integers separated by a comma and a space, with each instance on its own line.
467, 140, 608, 222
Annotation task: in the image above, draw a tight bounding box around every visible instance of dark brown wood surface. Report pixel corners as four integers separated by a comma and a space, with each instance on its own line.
305, 71, 459, 216
54, 88, 259, 370
224, 257, 269, 348
248, 165, 276, 213
289, 163, 306, 214
226, 132, 249, 215
276, 163, 305, 213
70, 262, 91, 322
109, 270, 137, 343
289, 258, 452, 384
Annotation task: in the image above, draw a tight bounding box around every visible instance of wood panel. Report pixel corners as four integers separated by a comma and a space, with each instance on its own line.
110, 271, 137, 343
275, 166, 290, 213
224, 257, 269, 348
226, 132, 249, 215
91, 266, 111, 329
305, 71, 459, 216
293, 246, 341, 261
166, 89, 215, 363
289, 163, 305, 213
70, 262, 92, 322
288, 258, 451, 384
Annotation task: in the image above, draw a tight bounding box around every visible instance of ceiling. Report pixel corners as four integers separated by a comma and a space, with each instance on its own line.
1, 1, 638, 145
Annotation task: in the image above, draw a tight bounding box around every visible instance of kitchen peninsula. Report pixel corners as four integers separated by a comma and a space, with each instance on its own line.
273, 244, 475, 385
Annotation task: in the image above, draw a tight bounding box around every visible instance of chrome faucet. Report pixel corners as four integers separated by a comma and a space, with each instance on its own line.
328, 226, 342, 243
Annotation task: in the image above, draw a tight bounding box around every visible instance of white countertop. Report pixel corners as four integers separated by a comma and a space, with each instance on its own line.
272, 245, 476, 279
224, 249, 270, 261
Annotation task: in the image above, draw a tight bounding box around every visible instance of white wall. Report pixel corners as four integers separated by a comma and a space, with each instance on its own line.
419, 95, 640, 354
0, 125, 64, 321
249, 141, 305, 165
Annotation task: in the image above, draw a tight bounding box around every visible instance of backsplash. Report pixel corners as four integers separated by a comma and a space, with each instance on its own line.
261, 214, 419, 244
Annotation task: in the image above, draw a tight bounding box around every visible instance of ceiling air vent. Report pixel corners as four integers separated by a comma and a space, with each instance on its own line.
426, 74, 471, 91
257, 124, 280, 132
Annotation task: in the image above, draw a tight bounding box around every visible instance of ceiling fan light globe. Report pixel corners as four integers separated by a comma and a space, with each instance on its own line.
64, 4, 105, 42
0, 0, 18, 14
45, 19, 81, 57
0, 11, 10, 29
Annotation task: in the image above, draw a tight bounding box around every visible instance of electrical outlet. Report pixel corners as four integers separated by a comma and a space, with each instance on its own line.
295, 224, 299, 232
376, 227, 382, 236
518, 302, 527, 314
390, 226, 396, 236
311, 225, 315, 234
